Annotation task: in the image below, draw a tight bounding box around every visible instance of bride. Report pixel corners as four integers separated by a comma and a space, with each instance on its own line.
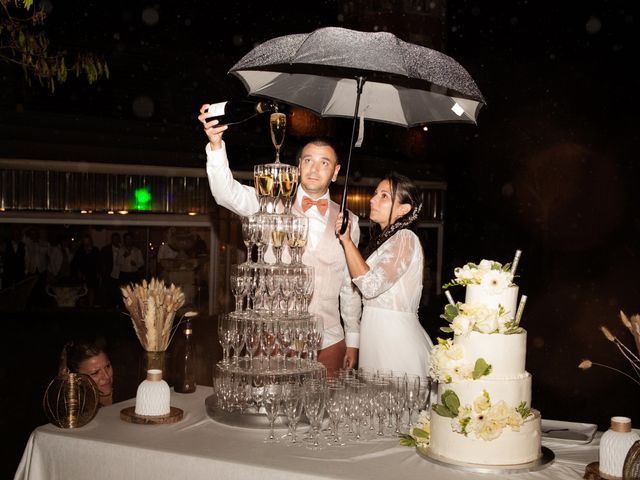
336, 172, 432, 377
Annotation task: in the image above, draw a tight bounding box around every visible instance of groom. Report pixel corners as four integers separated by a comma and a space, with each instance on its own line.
198, 104, 362, 375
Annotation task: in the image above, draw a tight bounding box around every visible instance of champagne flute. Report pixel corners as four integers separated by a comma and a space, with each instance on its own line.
270, 112, 286, 163
263, 381, 283, 442
282, 381, 304, 445
229, 264, 247, 313
254, 165, 270, 213
241, 215, 258, 265
279, 165, 299, 214
217, 314, 232, 365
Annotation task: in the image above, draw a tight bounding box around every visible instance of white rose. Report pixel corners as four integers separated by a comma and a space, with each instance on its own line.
474, 305, 499, 333
487, 401, 512, 426
478, 259, 493, 271
455, 265, 475, 281
476, 419, 503, 441
473, 393, 491, 413
451, 314, 474, 336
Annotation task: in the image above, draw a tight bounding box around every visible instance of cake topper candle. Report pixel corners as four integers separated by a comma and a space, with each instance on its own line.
510, 250, 522, 279
514, 295, 527, 326
445, 290, 456, 306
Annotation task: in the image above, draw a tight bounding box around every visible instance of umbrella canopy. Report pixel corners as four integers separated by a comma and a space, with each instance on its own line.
229, 26, 485, 128
229, 26, 485, 232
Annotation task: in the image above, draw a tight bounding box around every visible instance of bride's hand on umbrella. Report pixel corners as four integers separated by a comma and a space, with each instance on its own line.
335, 212, 351, 243
198, 104, 227, 150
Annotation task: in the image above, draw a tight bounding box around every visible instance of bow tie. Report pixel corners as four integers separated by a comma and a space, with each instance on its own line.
301, 196, 329, 216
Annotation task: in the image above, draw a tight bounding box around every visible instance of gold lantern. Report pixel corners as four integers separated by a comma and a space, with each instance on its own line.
43, 367, 99, 429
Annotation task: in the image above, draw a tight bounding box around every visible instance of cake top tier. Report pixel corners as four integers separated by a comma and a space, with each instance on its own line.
443, 258, 517, 290
441, 254, 527, 335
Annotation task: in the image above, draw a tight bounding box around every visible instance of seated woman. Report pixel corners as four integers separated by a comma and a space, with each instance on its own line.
64, 339, 114, 407
336, 172, 433, 377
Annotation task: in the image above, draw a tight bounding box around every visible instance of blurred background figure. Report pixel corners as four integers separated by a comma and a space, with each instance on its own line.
100, 232, 122, 308
47, 233, 73, 286
1, 225, 26, 289
70, 234, 100, 307
23, 226, 50, 307
117, 232, 144, 286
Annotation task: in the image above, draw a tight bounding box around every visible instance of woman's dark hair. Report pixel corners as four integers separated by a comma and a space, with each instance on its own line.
362, 172, 423, 258
62, 339, 107, 373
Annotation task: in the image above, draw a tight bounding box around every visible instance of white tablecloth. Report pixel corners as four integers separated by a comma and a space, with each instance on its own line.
15, 387, 598, 480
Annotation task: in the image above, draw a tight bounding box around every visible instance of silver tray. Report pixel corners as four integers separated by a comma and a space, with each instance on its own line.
205, 394, 308, 429
416, 445, 555, 474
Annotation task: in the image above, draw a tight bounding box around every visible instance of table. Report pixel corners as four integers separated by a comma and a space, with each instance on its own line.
15, 387, 598, 480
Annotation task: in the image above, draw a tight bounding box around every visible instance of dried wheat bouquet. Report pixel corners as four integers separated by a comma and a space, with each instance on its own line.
121, 277, 186, 352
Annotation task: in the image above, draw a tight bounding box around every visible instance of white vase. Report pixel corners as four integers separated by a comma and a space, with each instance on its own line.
135, 369, 171, 416
599, 416, 640, 479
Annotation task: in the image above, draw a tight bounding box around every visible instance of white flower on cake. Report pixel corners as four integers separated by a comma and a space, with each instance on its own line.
434, 389, 531, 441
480, 269, 511, 291
399, 410, 431, 448
446, 259, 514, 290
451, 313, 474, 336
430, 338, 493, 383
441, 302, 514, 335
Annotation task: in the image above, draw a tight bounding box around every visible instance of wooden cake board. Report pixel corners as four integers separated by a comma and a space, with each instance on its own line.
120, 406, 183, 425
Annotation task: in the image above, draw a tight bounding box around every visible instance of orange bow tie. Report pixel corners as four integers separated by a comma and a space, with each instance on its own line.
301, 196, 329, 215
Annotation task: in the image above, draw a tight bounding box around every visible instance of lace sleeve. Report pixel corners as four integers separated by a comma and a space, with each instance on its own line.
352, 230, 418, 299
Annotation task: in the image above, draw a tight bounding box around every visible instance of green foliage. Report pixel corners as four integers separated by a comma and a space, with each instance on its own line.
472, 358, 492, 379
440, 303, 460, 323
434, 389, 460, 418
516, 401, 532, 419
0, 0, 109, 91
399, 433, 417, 447
442, 278, 465, 290
399, 428, 430, 447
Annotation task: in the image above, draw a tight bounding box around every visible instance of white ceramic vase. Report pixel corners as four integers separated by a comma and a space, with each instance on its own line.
135, 369, 171, 416
599, 416, 640, 479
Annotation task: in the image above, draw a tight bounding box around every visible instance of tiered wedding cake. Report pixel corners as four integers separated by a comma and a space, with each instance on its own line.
428, 255, 541, 465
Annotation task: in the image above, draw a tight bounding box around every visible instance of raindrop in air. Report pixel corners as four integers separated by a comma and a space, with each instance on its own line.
132, 95, 155, 118
142, 6, 160, 26
585, 16, 601, 34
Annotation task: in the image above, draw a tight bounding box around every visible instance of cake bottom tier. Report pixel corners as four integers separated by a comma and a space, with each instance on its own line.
429, 409, 541, 465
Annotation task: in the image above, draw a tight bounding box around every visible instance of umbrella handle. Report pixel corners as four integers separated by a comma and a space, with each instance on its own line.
339, 76, 365, 235
339, 208, 349, 235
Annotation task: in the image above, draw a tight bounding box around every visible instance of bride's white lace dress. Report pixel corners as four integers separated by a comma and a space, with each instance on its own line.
353, 229, 432, 377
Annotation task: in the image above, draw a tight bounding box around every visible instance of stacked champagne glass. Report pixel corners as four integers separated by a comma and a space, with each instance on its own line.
207, 110, 327, 430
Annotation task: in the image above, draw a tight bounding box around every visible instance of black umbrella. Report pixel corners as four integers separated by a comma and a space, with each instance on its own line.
229, 26, 485, 232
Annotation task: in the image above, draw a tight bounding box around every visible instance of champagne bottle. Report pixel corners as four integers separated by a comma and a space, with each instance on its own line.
174, 321, 196, 393
206, 100, 275, 126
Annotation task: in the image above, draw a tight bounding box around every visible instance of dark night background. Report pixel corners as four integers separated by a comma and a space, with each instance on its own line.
1, 0, 639, 477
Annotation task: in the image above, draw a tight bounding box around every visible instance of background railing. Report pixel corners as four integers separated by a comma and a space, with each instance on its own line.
0, 159, 446, 222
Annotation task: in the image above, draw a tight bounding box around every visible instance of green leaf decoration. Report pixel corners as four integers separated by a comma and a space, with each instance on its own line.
472, 358, 493, 379
441, 389, 460, 416
440, 326, 453, 333
433, 404, 455, 418
441, 303, 460, 323
399, 434, 417, 447
413, 427, 430, 438
442, 279, 465, 289
516, 401, 532, 419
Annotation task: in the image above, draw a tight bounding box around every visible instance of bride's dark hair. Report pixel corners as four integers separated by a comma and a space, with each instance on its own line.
362, 172, 423, 259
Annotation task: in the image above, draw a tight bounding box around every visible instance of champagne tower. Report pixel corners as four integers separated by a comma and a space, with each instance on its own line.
206, 105, 326, 428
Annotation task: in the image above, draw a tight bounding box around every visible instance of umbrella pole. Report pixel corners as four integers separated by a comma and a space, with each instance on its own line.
339, 76, 365, 235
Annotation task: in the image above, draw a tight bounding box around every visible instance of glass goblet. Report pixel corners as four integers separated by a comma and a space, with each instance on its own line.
270, 112, 286, 163
263, 382, 283, 442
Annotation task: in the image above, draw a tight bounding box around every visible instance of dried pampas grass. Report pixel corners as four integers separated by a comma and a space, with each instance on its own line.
121, 278, 186, 352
